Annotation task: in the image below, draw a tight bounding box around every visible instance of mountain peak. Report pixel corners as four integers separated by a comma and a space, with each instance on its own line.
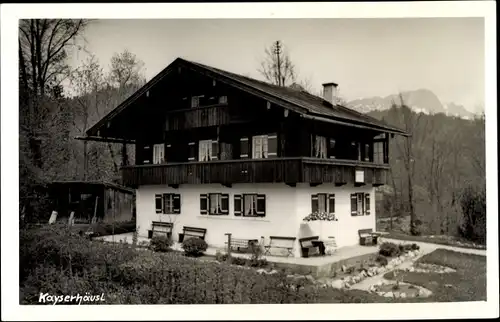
346, 89, 474, 119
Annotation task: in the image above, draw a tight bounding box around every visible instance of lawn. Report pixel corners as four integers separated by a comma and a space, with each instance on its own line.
383, 248, 487, 302
384, 232, 486, 250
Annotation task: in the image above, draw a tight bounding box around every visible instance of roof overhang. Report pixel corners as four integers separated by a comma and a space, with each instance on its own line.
75, 136, 136, 144
300, 113, 410, 137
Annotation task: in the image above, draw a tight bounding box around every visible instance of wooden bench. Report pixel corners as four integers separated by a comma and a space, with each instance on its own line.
149, 221, 173, 239
358, 228, 378, 246
299, 236, 321, 258
179, 226, 207, 242
263, 236, 296, 257
225, 238, 259, 253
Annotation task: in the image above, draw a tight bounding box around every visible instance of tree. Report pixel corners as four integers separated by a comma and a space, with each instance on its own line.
19, 19, 88, 222
69, 50, 146, 182
390, 94, 424, 236
258, 41, 297, 87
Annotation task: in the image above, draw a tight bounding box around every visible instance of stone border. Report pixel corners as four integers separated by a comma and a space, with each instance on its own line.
337, 249, 421, 289
369, 280, 432, 298
403, 263, 456, 274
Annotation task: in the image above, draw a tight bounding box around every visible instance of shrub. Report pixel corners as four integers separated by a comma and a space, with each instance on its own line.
93, 220, 136, 236
149, 236, 173, 253
182, 237, 208, 257
379, 242, 401, 257
376, 255, 388, 266
231, 257, 247, 266
20, 224, 378, 304
215, 250, 228, 262
248, 243, 268, 268
459, 185, 486, 244
411, 243, 420, 250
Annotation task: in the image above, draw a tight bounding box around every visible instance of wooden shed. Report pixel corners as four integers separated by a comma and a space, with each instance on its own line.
48, 181, 135, 224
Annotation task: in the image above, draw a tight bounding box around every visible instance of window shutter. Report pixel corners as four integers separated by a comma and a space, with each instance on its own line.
200, 194, 208, 215
173, 194, 181, 214
221, 194, 229, 214
350, 194, 358, 216
240, 137, 249, 158
267, 134, 278, 157
155, 194, 163, 213
143, 144, 152, 164
188, 142, 197, 161
365, 144, 370, 161
365, 194, 371, 215
211, 140, 219, 160
328, 138, 336, 159
328, 194, 335, 214
234, 195, 242, 216
256, 194, 266, 217
311, 194, 319, 213
311, 134, 316, 157
165, 143, 172, 162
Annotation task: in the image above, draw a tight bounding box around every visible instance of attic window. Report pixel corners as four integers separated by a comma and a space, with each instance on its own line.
218, 96, 227, 104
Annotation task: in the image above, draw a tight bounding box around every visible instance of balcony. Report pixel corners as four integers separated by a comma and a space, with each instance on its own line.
121, 157, 389, 188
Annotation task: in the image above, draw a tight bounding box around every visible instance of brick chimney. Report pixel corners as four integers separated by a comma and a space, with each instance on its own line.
322, 82, 338, 105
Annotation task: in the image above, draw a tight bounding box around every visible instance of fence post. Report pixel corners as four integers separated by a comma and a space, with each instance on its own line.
225, 233, 232, 262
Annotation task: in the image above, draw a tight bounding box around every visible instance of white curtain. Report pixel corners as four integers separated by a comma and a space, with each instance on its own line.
315, 136, 327, 158
244, 195, 256, 215
318, 194, 327, 212
198, 140, 212, 161
209, 194, 219, 214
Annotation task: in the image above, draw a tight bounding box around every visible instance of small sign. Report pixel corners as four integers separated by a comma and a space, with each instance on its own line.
355, 170, 364, 183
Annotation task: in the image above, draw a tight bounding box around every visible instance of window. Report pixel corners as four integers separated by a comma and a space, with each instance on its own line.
374, 141, 384, 164
328, 138, 336, 159
155, 194, 181, 214
311, 194, 335, 214
364, 143, 370, 161
234, 194, 266, 217
313, 135, 327, 158
252, 134, 277, 159
350, 193, 370, 216
153, 144, 165, 164
200, 193, 229, 215
199, 140, 211, 161
219, 96, 228, 104
252, 135, 266, 159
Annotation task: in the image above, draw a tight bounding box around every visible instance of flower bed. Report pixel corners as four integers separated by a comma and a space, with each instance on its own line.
324, 248, 422, 289
369, 281, 432, 298
303, 211, 337, 222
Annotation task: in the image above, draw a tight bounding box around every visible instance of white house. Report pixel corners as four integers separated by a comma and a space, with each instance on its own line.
82, 58, 408, 257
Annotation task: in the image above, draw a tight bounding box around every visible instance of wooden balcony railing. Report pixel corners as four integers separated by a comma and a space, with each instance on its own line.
121, 157, 389, 187
165, 104, 230, 131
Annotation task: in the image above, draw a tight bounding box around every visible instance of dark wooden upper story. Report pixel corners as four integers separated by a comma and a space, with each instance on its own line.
82, 58, 407, 187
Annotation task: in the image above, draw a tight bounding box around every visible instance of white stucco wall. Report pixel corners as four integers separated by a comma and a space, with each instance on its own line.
136, 183, 376, 256
295, 183, 376, 248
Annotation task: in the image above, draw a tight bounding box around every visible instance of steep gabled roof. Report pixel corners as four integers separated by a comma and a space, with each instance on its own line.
86, 57, 407, 137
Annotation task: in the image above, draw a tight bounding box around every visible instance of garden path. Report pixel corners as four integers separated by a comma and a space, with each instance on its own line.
350, 237, 486, 291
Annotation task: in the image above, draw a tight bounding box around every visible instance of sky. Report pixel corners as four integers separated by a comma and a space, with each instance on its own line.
68, 18, 485, 112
